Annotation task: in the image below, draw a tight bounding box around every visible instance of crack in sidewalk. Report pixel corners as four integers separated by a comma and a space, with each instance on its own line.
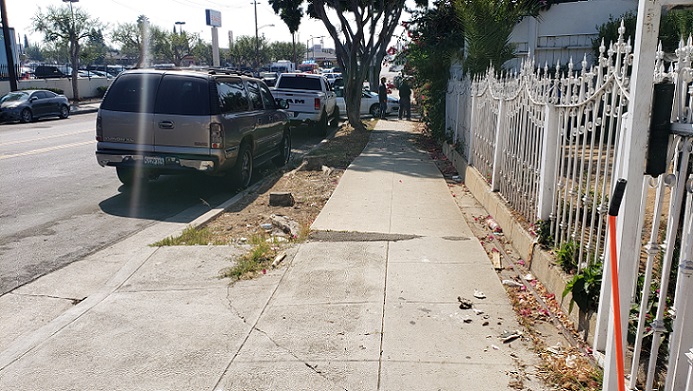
213, 251, 350, 391
10, 292, 86, 305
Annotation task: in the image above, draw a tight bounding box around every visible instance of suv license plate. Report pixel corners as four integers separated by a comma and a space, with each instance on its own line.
144, 156, 165, 166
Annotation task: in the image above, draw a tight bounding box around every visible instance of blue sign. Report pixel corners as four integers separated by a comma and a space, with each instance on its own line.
206, 9, 221, 27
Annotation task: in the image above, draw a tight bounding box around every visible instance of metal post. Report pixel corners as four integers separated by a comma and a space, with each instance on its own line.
599, 1, 662, 389
491, 99, 505, 192
0, 0, 17, 90
253, 0, 258, 71
536, 103, 559, 220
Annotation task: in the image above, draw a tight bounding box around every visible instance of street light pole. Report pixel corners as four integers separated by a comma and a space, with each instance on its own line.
253, 0, 259, 71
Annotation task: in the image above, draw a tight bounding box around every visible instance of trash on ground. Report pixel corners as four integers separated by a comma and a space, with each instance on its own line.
503, 279, 523, 287
473, 289, 487, 299
486, 216, 502, 233
271, 252, 287, 268
260, 223, 272, 230
457, 296, 473, 309
523, 274, 535, 281
473, 308, 484, 315
500, 330, 522, 343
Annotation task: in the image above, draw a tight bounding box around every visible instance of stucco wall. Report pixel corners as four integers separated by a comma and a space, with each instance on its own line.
0, 78, 111, 99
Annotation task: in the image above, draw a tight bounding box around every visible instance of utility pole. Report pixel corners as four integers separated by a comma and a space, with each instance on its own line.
0, 0, 18, 91
253, 0, 259, 72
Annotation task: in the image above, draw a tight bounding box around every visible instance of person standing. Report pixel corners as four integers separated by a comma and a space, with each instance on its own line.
398, 78, 412, 120
378, 77, 388, 119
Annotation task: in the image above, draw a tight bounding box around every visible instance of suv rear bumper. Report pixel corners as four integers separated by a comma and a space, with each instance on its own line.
96, 151, 219, 172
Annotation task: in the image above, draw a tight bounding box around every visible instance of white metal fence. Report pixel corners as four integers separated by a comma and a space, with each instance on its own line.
446, 24, 693, 391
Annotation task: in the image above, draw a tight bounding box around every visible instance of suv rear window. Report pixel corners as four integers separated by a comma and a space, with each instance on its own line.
101, 73, 161, 113
154, 75, 211, 115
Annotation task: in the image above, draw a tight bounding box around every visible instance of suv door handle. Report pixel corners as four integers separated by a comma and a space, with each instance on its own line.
158, 121, 174, 129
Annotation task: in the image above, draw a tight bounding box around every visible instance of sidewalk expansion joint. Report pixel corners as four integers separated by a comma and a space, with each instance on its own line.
310, 231, 420, 242
310, 231, 470, 242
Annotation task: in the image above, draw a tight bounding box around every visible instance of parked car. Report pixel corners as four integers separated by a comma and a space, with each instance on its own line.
271, 73, 339, 135
335, 89, 399, 117
0, 90, 70, 123
323, 72, 342, 87
95, 68, 291, 189
33, 65, 69, 79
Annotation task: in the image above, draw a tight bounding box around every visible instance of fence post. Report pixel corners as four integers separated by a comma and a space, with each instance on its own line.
490, 98, 504, 192
468, 86, 476, 165
597, 5, 661, 390
536, 103, 559, 220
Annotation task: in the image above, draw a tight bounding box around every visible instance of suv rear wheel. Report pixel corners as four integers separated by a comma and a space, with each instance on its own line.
116, 166, 139, 187
314, 110, 328, 137
272, 131, 291, 167
230, 142, 253, 189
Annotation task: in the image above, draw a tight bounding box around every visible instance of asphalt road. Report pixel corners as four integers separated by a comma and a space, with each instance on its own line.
0, 113, 326, 296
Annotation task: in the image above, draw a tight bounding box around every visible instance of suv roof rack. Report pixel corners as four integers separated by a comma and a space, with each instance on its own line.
205, 68, 253, 77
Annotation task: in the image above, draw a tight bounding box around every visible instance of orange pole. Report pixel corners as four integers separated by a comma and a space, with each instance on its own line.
608, 214, 627, 391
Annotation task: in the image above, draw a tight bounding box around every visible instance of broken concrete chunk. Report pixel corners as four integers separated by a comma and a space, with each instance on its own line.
457, 296, 473, 310
269, 192, 295, 207
473, 289, 486, 299
500, 330, 522, 343
270, 214, 300, 237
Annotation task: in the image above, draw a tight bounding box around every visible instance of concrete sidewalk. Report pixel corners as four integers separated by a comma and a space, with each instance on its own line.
0, 119, 547, 390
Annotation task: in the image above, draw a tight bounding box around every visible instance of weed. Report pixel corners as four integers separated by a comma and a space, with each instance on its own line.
562, 261, 602, 314
221, 234, 276, 281
556, 240, 578, 274
152, 226, 226, 246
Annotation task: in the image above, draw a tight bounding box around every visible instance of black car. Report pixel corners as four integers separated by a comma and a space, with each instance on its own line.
0, 90, 70, 123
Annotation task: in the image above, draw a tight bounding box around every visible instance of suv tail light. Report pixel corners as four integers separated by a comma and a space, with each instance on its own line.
314, 98, 320, 110
210, 123, 223, 148
96, 116, 102, 141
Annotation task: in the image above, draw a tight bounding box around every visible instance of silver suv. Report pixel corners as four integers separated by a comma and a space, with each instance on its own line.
95, 69, 291, 188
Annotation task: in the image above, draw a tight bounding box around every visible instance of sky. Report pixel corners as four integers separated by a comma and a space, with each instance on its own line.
5, 0, 411, 51
5, 0, 340, 49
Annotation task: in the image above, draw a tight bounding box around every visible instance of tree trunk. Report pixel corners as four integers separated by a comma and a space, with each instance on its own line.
70, 39, 80, 102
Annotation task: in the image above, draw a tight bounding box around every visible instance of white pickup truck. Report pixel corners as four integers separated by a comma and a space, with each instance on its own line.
271, 73, 339, 135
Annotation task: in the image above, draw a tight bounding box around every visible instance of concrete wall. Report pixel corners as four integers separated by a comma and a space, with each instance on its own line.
509, 0, 638, 67
0, 78, 112, 100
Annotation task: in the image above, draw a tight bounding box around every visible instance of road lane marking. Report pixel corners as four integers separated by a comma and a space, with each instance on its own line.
0, 129, 93, 147
0, 140, 95, 160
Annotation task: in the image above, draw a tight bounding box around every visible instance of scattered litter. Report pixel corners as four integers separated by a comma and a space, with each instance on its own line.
502, 279, 523, 287
565, 354, 577, 368
271, 252, 287, 268
463, 317, 473, 324
492, 344, 500, 350
260, 223, 272, 230
452, 175, 462, 183
473, 308, 484, 315
473, 289, 486, 299
482, 321, 490, 326
500, 330, 522, 343
492, 252, 502, 269
239, 237, 248, 243
486, 216, 502, 233
524, 274, 535, 281
457, 296, 473, 309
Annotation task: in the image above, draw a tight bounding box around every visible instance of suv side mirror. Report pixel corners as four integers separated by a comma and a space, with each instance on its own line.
276, 98, 289, 109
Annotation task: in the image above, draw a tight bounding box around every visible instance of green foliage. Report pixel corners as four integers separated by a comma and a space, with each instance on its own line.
555, 240, 578, 274
456, 0, 543, 76
535, 219, 553, 248
562, 261, 602, 314
96, 86, 108, 98
593, 10, 693, 62
151, 226, 226, 246
221, 235, 276, 280
402, 0, 464, 139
